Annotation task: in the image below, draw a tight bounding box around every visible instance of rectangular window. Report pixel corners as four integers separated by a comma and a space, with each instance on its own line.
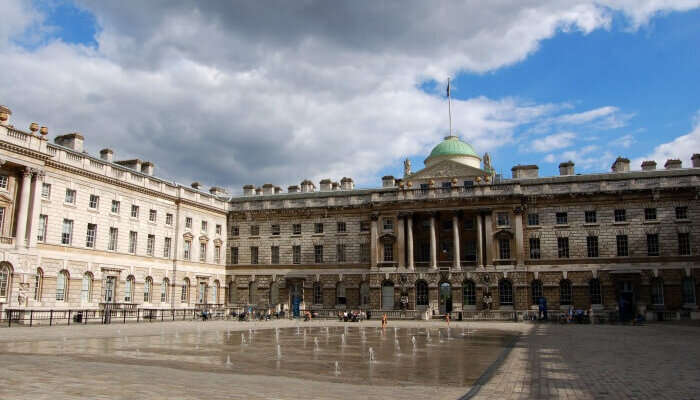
231, 225, 239, 236
131, 205, 139, 219
201, 220, 208, 232
557, 237, 570, 258
215, 245, 221, 263
111, 200, 120, 214
184, 240, 191, 260
149, 209, 157, 222
89, 194, 99, 209
314, 223, 324, 234
585, 210, 597, 223
165, 213, 173, 226
498, 238, 511, 259
250, 246, 259, 264
678, 233, 691, 255
61, 219, 73, 245
676, 206, 688, 220
336, 244, 346, 262
555, 212, 568, 225
185, 217, 192, 229
163, 237, 171, 258
614, 209, 626, 222
314, 245, 323, 263
587, 236, 599, 258
271, 246, 280, 264
250, 225, 260, 236
292, 224, 302, 235
337, 221, 346, 233
616, 235, 629, 256
383, 242, 393, 262
129, 231, 138, 253
0, 175, 7, 189
463, 218, 474, 230
529, 238, 540, 259
647, 234, 659, 256
108, 227, 118, 251
147, 234, 155, 256
216, 224, 222, 235
199, 243, 206, 262
85, 223, 97, 248
292, 245, 301, 264
463, 180, 474, 188
383, 218, 393, 231
644, 208, 657, 221
271, 224, 280, 235
360, 243, 370, 262
527, 213, 539, 226
37, 214, 47, 242
360, 221, 370, 232
65, 189, 76, 204
231, 247, 239, 264
497, 212, 510, 227
41, 183, 51, 199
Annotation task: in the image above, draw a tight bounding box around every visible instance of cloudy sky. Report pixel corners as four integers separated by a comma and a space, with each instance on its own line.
1, 1, 700, 193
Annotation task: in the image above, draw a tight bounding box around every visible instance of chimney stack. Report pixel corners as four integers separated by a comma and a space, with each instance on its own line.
300, 179, 315, 193
382, 175, 395, 188
262, 183, 274, 195
641, 160, 656, 171
243, 184, 255, 196
692, 154, 700, 168
558, 161, 575, 176
319, 179, 332, 191
664, 159, 682, 169
191, 182, 203, 190
99, 148, 114, 162
141, 161, 154, 176
611, 157, 630, 173
511, 164, 539, 179
209, 186, 228, 197
287, 185, 299, 193
340, 177, 354, 190
114, 159, 142, 172
54, 133, 84, 152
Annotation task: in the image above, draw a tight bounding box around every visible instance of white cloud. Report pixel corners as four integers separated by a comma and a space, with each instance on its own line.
632, 113, 700, 169
612, 133, 635, 148
1, 0, 698, 191
531, 132, 577, 152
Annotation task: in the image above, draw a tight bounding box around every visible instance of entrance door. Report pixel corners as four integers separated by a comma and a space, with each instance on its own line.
382, 282, 395, 310
439, 281, 452, 314
618, 281, 635, 322
104, 276, 115, 303
290, 283, 302, 318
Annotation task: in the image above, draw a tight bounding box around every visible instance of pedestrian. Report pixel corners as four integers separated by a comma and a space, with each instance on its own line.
381, 313, 388, 329
445, 313, 450, 326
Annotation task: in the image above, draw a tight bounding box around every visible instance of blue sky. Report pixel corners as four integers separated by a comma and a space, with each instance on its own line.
3, 1, 700, 190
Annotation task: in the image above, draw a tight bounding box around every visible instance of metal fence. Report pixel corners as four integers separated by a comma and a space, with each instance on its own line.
2, 308, 227, 327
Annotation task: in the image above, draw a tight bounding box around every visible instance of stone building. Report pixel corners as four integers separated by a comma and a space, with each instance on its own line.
0, 105, 699, 321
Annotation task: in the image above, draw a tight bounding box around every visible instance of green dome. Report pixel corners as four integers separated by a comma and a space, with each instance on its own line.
427, 136, 479, 159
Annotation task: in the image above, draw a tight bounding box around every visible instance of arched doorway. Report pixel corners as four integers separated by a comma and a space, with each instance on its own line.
288, 281, 303, 317
381, 280, 394, 310
439, 281, 452, 314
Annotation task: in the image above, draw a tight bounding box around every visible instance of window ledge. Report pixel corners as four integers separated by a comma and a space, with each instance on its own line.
526, 225, 542, 229
612, 222, 629, 226
642, 220, 659, 224
582, 223, 599, 226
63, 202, 76, 208
554, 224, 569, 228
675, 219, 691, 223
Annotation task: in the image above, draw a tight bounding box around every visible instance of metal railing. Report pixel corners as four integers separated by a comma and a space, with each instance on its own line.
2, 308, 232, 327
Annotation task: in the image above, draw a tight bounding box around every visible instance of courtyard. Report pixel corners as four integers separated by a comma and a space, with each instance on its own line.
1, 320, 699, 399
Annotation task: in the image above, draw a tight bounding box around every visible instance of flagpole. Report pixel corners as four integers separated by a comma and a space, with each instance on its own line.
447, 77, 452, 137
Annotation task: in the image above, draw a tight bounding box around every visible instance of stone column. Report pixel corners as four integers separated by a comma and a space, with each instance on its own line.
476, 213, 484, 268
429, 213, 437, 269
28, 171, 43, 248
484, 213, 493, 266
407, 214, 415, 270
370, 214, 378, 269
514, 211, 524, 267
15, 168, 32, 248
397, 214, 405, 269
452, 213, 460, 269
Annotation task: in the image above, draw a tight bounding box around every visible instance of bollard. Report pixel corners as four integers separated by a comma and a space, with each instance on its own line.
49, 310, 53, 326
30, 310, 33, 327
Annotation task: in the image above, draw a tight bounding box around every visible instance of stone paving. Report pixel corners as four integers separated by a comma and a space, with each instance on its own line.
1, 319, 699, 399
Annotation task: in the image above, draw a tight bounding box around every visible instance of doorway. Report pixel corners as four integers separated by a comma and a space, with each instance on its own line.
439, 281, 452, 314
617, 281, 635, 322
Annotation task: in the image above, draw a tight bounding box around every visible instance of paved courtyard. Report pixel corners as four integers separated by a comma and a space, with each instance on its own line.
1, 320, 699, 399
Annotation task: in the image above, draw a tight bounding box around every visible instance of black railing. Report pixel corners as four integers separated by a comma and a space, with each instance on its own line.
2, 308, 234, 327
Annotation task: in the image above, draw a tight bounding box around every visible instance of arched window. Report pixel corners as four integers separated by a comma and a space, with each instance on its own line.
213, 280, 220, 304
269, 280, 278, 306
312, 281, 322, 305
589, 279, 602, 305
498, 279, 513, 305
81, 272, 93, 303
415, 280, 429, 306
56, 270, 69, 301
160, 278, 169, 303
0, 263, 11, 300
531, 280, 543, 304
559, 279, 572, 306
34, 268, 43, 301
651, 278, 664, 305
682, 277, 696, 305
124, 275, 135, 303
359, 282, 369, 307
248, 281, 257, 305
181, 278, 190, 303
228, 281, 236, 304
463, 279, 476, 306
143, 277, 152, 303
336, 282, 346, 305
381, 280, 395, 310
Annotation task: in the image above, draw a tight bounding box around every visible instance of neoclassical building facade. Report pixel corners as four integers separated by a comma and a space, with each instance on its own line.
1, 105, 699, 321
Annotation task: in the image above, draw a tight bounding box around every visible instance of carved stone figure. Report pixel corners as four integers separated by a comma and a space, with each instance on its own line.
403, 158, 411, 177
483, 152, 492, 171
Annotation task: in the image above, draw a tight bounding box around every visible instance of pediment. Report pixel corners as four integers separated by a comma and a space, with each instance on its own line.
0, 193, 13, 204
408, 160, 486, 180
183, 232, 194, 240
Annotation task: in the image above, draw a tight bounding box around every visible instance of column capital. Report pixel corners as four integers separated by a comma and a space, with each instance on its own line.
22, 167, 33, 178
370, 213, 379, 221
